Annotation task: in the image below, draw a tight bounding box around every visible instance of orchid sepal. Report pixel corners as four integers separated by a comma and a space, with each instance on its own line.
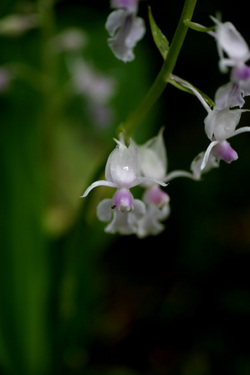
80, 180, 117, 198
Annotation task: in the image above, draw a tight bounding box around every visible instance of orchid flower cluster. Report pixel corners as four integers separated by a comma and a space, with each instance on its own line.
190, 16, 250, 177
81, 0, 250, 237
81, 129, 195, 237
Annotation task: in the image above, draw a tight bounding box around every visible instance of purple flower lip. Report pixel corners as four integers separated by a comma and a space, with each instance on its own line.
232, 64, 250, 81
144, 185, 170, 208
212, 140, 238, 163
113, 188, 134, 212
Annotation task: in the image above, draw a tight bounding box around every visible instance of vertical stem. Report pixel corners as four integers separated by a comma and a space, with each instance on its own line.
122, 0, 198, 137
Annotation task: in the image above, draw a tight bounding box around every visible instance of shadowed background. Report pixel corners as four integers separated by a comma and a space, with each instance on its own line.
0, 1, 250, 374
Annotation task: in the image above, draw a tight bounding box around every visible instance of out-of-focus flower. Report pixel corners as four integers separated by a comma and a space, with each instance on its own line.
50, 29, 88, 53
210, 17, 250, 73
68, 58, 116, 125
200, 102, 250, 171
105, 0, 145, 62
70, 59, 116, 103
81, 137, 166, 235
189, 85, 250, 173
210, 17, 250, 107
178, 74, 250, 174
0, 13, 38, 37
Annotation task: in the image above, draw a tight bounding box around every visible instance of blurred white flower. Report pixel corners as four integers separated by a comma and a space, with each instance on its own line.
105, 0, 145, 62
68, 58, 116, 125
210, 17, 250, 73
51, 29, 88, 53
0, 13, 38, 37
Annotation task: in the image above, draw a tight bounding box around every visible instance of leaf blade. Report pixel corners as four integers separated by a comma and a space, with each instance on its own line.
148, 6, 169, 60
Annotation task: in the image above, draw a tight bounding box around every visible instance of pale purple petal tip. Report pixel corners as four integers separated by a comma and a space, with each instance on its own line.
232, 64, 250, 82
113, 188, 134, 212
111, 0, 137, 13
143, 185, 170, 208
212, 140, 238, 163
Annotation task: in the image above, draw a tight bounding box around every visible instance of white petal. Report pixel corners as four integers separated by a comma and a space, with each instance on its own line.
163, 170, 198, 182
131, 176, 167, 188
105, 9, 126, 37
139, 128, 167, 180
239, 78, 250, 97
190, 152, 204, 180
105, 210, 135, 235
201, 141, 220, 170
214, 109, 244, 140
230, 126, 250, 137
106, 139, 139, 187
214, 82, 244, 109
132, 199, 146, 218
106, 12, 145, 62
205, 107, 243, 141
136, 204, 169, 238
139, 148, 166, 180
214, 19, 250, 62
125, 17, 145, 48
80, 180, 117, 197
97, 199, 113, 222
204, 110, 216, 140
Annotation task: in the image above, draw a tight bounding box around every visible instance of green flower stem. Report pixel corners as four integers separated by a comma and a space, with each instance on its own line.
121, 0, 198, 138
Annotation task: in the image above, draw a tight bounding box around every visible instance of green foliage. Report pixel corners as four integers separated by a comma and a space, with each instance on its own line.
148, 6, 169, 60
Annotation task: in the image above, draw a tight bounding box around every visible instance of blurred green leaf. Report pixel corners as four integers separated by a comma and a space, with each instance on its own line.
0, 89, 51, 375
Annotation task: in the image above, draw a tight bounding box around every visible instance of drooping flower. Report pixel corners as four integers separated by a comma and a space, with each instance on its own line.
68, 58, 116, 125
136, 128, 196, 237
81, 137, 166, 235
105, 0, 145, 62
209, 17, 250, 107
210, 16, 250, 73
174, 74, 250, 174
200, 98, 250, 171
187, 90, 250, 173
51, 28, 88, 53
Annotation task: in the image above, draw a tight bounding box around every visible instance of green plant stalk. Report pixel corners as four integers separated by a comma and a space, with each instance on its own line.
121, 0, 198, 137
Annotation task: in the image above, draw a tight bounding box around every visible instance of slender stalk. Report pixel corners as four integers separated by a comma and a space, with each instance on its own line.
121, 0, 198, 137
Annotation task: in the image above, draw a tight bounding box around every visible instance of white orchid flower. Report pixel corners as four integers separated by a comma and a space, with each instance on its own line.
81, 138, 166, 235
